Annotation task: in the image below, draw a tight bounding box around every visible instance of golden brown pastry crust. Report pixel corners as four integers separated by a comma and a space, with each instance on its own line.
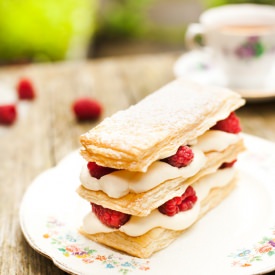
80, 79, 245, 172
79, 177, 236, 258
77, 139, 245, 216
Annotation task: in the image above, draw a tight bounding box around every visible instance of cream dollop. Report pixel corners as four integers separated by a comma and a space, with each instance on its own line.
82, 168, 236, 236
80, 130, 240, 198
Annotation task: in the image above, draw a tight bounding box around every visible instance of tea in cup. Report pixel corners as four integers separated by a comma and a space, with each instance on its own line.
186, 4, 275, 90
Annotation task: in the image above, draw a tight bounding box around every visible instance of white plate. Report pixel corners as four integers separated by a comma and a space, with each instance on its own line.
173, 49, 275, 102
20, 134, 275, 275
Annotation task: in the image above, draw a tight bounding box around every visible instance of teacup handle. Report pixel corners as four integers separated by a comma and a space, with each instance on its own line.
185, 23, 205, 50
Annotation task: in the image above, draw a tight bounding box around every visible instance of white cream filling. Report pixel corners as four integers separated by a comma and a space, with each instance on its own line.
80, 130, 240, 198
82, 168, 236, 237
80, 147, 205, 198
195, 130, 239, 152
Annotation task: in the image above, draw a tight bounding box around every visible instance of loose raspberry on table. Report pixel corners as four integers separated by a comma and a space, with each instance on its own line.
162, 145, 194, 168
91, 203, 130, 229
73, 97, 102, 121
158, 186, 198, 216
87, 162, 116, 179
220, 159, 237, 169
0, 104, 17, 125
17, 78, 36, 100
212, 112, 241, 134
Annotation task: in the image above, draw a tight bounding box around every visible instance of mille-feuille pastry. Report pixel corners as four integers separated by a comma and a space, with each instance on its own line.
77, 79, 245, 258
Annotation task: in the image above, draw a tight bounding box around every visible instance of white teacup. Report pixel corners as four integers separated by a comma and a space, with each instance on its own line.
186, 4, 275, 90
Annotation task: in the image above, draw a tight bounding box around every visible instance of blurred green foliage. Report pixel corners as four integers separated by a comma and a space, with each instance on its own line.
96, 0, 187, 45
0, 0, 96, 64
1, 0, 274, 63
97, 0, 155, 39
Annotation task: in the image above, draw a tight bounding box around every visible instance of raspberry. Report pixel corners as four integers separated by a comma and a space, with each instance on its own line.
73, 97, 102, 121
17, 78, 36, 100
0, 104, 17, 125
87, 162, 116, 179
91, 203, 130, 229
212, 112, 241, 134
158, 186, 197, 216
163, 145, 194, 168
220, 159, 237, 169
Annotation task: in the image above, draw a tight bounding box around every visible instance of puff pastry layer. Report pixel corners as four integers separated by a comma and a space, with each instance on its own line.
77, 139, 245, 216
80, 79, 245, 172
79, 176, 236, 258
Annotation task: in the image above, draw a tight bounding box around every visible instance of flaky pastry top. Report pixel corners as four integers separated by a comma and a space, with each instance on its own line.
80, 79, 245, 171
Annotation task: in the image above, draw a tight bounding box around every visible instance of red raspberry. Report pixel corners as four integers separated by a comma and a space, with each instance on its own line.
163, 145, 194, 168
220, 159, 237, 169
212, 112, 241, 134
0, 104, 17, 125
91, 203, 130, 229
73, 97, 102, 121
158, 186, 197, 216
17, 78, 36, 100
87, 162, 116, 179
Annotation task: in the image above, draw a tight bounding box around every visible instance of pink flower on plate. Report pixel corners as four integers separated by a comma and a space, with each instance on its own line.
269, 239, 275, 247
96, 255, 107, 261
66, 244, 82, 253
83, 258, 94, 264
257, 244, 272, 254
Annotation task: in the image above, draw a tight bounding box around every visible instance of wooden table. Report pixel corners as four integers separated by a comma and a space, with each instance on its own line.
1, 52, 275, 275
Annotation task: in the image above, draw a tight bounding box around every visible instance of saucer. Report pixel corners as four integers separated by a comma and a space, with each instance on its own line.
173, 49, 275, 102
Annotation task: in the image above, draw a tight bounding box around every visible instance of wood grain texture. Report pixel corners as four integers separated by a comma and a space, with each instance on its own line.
0, 52, 275, 274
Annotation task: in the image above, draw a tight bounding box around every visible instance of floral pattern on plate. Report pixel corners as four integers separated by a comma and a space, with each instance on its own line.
43, 216, 150, 274
229, 227, 275, 267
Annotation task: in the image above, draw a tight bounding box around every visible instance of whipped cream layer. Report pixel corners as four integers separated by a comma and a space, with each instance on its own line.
80, 147, 205, 198
80, 130, 240, 198
82, 168, 236, 237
